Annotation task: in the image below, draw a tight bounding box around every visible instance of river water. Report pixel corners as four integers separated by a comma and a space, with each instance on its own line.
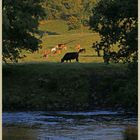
3, 111, 137, 140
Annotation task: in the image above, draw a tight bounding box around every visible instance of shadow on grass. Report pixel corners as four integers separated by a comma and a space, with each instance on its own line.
46, 31, 60, 35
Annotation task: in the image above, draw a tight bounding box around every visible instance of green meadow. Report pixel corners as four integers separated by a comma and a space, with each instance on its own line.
20, 20, 103, 63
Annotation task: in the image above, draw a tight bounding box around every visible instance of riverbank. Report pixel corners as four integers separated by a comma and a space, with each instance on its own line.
3, 62, 137, 112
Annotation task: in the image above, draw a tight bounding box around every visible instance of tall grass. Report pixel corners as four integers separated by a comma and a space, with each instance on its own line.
3, 62, 137, 112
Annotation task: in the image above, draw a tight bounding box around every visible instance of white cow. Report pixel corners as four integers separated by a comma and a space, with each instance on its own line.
51, 47, 57, 52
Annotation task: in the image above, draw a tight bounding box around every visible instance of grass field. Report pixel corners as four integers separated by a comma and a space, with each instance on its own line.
20, 20, 104, 63
39, 20, 93, 35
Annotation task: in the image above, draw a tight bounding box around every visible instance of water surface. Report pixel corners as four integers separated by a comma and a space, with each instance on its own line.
3, 111, 137, 140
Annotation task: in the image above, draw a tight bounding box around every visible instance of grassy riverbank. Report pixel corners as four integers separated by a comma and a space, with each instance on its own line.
3, 62, 137, 112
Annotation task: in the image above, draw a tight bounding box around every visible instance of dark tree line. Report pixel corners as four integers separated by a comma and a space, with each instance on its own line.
90, 0, 138, 64
43, 0, 97, 30
3, 0, 46, 62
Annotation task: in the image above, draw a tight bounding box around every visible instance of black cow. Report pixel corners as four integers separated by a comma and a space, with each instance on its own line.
61, 52, 79, 63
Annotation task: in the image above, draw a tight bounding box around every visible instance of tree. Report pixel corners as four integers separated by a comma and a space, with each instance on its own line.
42, 0, 98, 31
82, 0, 97, 26
65, 0, 98, 31
43, 0, 62, 20
61, 0, 82, 30
67, 16, 81, 30
2, 0, 45, 62
92, 41, 101, 56
89, 0, 138, 63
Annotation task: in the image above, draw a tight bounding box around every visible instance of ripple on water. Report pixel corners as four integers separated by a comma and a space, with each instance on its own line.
3, 111, 137, 126
3, 111, 137, 140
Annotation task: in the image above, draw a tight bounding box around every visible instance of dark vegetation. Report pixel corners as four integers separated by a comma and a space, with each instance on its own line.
3, 63, 137, 113
90, 0, 138, 64
2, 0, 46, 62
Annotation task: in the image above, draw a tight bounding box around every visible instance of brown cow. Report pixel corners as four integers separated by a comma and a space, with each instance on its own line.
75, 44, 81, 51
43, 50, 51, 58
57, 44, 67, 50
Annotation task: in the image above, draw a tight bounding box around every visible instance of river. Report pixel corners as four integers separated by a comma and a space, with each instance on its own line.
3, 111, 137, 140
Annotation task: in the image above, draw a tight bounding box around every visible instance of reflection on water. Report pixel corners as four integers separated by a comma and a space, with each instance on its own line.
3, 111, 137, 140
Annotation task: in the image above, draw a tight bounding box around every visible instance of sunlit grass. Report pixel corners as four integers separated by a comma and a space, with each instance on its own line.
20, 20, 120, 63
39, 20, 93, 35
21, 33, 102, 63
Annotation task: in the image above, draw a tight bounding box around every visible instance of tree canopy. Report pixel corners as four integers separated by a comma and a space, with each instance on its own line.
90, 0, 138, 63
3, 0, 45, 62
43, 0, 97, 29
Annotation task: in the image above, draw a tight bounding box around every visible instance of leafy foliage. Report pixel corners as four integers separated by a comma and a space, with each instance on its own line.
43, 0, 97, 26
43, 0, 62, 20
2, 0, 45, 62
67, 16, 81, 30
90, 0, 138, 63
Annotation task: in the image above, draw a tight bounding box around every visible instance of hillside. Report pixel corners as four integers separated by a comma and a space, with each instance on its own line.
39, 20, 93, 35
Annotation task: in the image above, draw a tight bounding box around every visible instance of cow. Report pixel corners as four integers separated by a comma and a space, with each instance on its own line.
53, 49, 61, 55
43, 50, 51, 58
61, 52, 79, 63
57, 44, 67, 50
51, 47, 57, 53
75, 44, 81, 51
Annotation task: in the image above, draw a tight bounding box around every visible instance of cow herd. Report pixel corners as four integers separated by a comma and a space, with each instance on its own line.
39, 42, 130, 63
42, 44, 67, 58
41, 44, 86, 62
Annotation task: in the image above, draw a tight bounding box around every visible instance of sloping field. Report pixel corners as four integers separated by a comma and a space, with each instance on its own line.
20, 20, 103, 63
